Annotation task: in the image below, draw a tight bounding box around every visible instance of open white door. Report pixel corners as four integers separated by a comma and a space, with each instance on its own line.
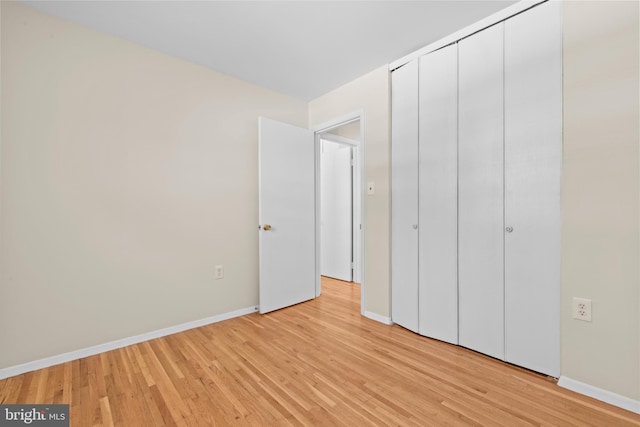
259, 117, 316, 314
321, 140, 353, 282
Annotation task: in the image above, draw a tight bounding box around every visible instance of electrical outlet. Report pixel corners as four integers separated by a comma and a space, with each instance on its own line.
572, 297, 592, 322
215, 265, 224, 280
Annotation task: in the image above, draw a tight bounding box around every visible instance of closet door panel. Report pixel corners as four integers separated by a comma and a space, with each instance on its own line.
458, 23, 505, 360
504, 1, 561, 377
418, 44, 458, 344
391, 60, 420, 333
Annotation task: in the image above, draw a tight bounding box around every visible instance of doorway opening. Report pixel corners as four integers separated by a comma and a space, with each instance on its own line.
314, 112, 364, 315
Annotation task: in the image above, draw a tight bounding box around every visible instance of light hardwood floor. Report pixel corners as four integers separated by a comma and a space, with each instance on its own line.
1, 277, 639, 426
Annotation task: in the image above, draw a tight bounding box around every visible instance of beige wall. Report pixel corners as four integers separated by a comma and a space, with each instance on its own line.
0, 2, 307, 369
309, 67, 391, 317
562, 1, 640, 400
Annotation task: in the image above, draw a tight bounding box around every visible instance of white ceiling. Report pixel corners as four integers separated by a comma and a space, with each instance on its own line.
22, 1, 517, 101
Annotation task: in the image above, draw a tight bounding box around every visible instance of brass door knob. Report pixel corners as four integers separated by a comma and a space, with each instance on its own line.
263, 224, 272, 231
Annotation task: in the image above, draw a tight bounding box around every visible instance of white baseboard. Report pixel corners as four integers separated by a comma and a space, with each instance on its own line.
558, 376, 640, 414
363, 311, 392, 325
0, 305, 258, 380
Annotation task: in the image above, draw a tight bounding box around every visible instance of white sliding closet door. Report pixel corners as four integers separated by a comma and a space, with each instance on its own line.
391, 60, 419, 333
419, 44, 458, 344
458, 23, 505, 360
504, 1, 561, 377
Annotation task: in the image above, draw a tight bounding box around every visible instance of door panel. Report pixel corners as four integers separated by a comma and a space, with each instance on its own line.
418, 44, 458, 344
391, 60, 420, 333
321, 140, 353, 282
504, 1, 561, 377
259, 117, 316, 314
458, 23, 505, 360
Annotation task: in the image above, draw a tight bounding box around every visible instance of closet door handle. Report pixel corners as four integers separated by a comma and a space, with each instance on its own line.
505, 226, 513, 233
412, 224, 418, 230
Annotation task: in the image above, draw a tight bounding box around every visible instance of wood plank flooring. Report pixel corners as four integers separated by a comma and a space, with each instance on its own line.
1, 277, 639, 426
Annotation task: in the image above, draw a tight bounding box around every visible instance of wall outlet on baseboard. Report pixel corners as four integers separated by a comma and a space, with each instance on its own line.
572, 297, 592, 322
215, 265, 224, 280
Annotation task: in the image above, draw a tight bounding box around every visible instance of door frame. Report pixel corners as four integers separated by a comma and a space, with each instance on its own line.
313, 110, 365, 315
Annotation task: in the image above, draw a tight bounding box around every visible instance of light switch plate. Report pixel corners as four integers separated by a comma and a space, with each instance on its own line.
215, 265, 224, 280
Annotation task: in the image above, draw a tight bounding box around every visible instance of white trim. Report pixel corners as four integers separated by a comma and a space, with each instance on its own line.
315, 132, 323, 297
389, 0, 546, 71
314, 110, 366, 315
0, 306, 258, 380
558, 376, 640, 415
364, 311, 393, 325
